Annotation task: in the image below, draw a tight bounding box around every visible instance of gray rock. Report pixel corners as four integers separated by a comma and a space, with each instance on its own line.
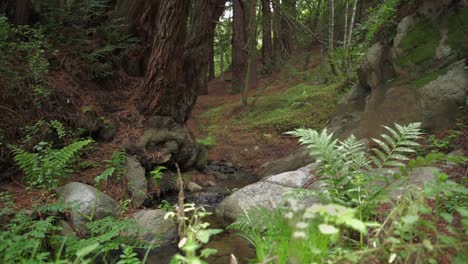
215, 182, 294, 220
259, 147, 315, 178
58, 182, 120, 234
131, 209, 177, 244
186, 181, 203, 192
263, 163, 318, 188
125, 156, 147, 208
417, 60, 467, 131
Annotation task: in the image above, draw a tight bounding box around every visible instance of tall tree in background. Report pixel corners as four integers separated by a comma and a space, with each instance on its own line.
262, 0, 272, 73
137, 0, 190, 122
242, 0, 258, 106
183, 0, 227, 99
207, 0, 228, 81
231, 0, 247, 94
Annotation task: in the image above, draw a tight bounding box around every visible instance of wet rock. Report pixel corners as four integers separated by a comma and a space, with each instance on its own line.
131, 209, 178, 244
58, 182, 120, 234
216, 182, 294, 220
189, 191, 225, 206
125, 156, 147, 208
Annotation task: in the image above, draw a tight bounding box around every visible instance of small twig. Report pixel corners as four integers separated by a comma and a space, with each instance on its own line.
175, 162, 186, 237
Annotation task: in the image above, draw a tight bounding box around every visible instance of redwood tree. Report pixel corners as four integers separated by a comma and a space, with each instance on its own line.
231, 0, 247, 94
138, 0, 190, 121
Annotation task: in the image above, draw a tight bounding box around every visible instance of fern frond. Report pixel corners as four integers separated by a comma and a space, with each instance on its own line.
371, 123, 422, 169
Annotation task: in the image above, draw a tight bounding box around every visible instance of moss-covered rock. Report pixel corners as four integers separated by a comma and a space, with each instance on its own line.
446, 7, 468, 53
397, 17, 440, 66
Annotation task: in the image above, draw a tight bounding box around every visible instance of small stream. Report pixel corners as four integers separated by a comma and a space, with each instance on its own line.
145, 163, 259, 264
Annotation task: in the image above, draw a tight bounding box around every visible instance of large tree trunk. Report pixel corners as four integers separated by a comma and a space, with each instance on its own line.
1, 0, 32, 25
231, 0, 247, 94
262, 0, 272, 73
138, 0, 190, 122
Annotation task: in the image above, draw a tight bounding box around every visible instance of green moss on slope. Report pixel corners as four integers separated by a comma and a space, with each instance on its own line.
398, 18, 440, 66
199, 83, 338, 135
414, 67, 448, 88
446, 7, 468, 52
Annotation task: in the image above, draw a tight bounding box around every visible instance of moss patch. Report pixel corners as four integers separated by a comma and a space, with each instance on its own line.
398, 18, 440, 66
199, 83, 338, 136
446, 7, 468, 53
414, 67, 448, 88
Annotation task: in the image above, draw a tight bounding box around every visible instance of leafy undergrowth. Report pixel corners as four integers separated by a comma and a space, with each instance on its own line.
200, 83, 338, 136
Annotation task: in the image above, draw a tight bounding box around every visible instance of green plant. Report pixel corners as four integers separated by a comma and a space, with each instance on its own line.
158, 200, 173, 211
11, 139, 93, 189
150, 166, 167, 186
117, 246, 142, 264
119, 199, 132, 216
425, 130, 463, 153
196, 136, 217, 149
95, 150, 127, 185
356, 0, 402, 43
347, 172, 468, 263
165, 203, 222, 264
0, 16, 50, 98
287, 123, 422, 220
230, 203, 373, 264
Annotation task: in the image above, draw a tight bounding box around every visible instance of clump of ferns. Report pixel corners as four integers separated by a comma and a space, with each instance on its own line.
287, 122, 423, 220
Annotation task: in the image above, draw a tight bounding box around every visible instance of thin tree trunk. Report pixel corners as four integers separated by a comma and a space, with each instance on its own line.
207, 0, 227, 82
272, 2, 282, 68
208, 40, 216, 81
327, 0, 337, 75
220, 48, 224, 78
231, 0, 247, 94
242, 0, 258, 107
138, 0, 190, 121
262, 0, 272, 73
311, 0, 323, 34
343, 0, 348, 50
345, 0, 358, 81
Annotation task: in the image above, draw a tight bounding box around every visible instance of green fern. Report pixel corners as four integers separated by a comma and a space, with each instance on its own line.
370, 123, 422, 169
288, 123, 423, 218
11, 139, 93, 189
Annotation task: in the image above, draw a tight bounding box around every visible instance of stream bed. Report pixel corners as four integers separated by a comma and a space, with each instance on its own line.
145, 163, 259, 264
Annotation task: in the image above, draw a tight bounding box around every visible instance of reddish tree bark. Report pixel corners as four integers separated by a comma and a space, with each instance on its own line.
138, 0, 190, 121
231, 0, 247, 94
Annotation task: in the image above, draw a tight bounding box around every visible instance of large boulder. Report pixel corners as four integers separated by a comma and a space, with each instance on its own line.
57, 182, 120, 234
131, 209, 177, 245
329, 4, 467, 139
216, 181, 294, 220
125, 156, 147, 208
259, 147, 315, 177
